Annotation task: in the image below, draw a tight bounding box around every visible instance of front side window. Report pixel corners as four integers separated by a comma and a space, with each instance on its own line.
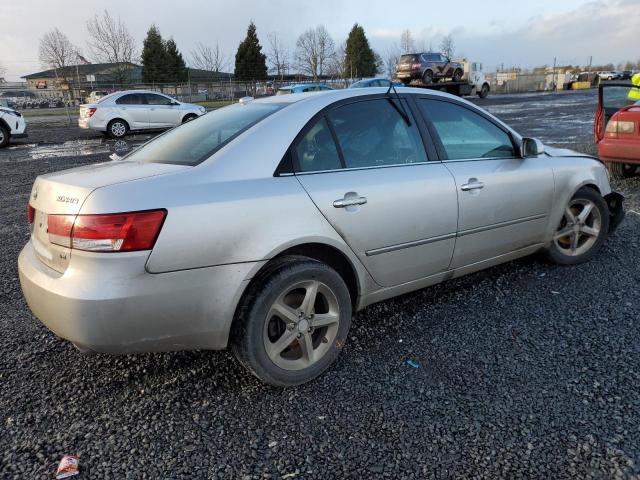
116, 93, 145, 105
124, 102, 284, 166
296, 118, 342, 172
418, 99, 515, 160
145, 93, 173, 105
327, 99, 427, 168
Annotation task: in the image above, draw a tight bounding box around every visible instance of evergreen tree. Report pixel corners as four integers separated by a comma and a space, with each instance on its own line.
345, 24, 377, 78
234, 21, 268, 81
165, 38, 187, 82
141, 24, 167, 83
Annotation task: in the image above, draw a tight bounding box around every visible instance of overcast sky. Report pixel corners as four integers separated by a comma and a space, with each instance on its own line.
1, 0, 638, 80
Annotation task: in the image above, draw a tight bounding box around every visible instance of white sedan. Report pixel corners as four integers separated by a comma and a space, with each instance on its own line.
79, 90, 206, 138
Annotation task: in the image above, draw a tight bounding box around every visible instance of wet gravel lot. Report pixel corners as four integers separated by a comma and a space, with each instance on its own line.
2, 90, 640, 479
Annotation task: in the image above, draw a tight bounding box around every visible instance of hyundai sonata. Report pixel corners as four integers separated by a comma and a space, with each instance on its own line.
19, 88, 624, 386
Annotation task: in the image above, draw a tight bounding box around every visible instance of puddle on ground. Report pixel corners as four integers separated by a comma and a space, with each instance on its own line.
0, 137, 150, 162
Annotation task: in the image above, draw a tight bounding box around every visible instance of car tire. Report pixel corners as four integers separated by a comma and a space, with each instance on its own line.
0, 125, 9, 148
231, 255, 352, 387
107, 119, 128, 139
182, 114, 198, 123
422, 70, 434, 85
545, 187, 609, 265
607, 161, 637, 179
478, 83, 490, 99
453, 69, 463, 82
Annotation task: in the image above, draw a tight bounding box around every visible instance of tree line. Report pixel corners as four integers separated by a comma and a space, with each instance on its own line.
36, 10, 640, 85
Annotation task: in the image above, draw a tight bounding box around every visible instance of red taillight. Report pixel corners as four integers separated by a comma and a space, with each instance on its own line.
86, 107, 97, 118
27, 203, 35, 224
411, 63, 421, 69
47, 209, 166, 252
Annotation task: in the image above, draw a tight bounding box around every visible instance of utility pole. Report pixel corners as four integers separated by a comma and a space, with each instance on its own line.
552, 57, 557, 91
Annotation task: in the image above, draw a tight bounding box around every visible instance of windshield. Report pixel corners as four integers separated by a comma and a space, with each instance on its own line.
603, 85, 637, 111
96, 92, 119, 104
124, 102, 284, 166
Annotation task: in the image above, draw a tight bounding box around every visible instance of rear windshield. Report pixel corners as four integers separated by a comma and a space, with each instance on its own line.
124, 102, 284, 166
400, 54, 419, 63
276, 88, 292, 95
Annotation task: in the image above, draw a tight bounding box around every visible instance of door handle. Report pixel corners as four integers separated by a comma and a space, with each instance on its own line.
460, 180, 485, 191
333, 196, 367, 208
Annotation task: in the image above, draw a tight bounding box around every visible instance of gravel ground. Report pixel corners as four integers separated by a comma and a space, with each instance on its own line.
2, 91, 640, 479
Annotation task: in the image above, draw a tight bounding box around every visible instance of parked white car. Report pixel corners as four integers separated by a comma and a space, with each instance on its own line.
79, 90, 206, 138
0, 105, 28, 148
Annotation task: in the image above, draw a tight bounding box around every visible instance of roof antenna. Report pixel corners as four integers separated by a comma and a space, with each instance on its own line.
385, 81, 411, 126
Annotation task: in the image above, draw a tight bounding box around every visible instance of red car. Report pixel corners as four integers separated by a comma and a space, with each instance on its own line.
595, 81, 640, 178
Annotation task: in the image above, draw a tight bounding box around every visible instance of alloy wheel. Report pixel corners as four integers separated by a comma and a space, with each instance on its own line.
111, 122, 126, 137
263, 279, 340, 371
0, 130, 5, 144
553, 198, 602, 256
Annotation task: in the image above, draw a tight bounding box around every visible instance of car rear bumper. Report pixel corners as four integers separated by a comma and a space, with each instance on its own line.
18, 242, 260, 353
598, 139, 640, 164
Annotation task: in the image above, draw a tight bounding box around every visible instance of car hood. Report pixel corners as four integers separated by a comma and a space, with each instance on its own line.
545, 145, 595, 159
0, 107, 18, 115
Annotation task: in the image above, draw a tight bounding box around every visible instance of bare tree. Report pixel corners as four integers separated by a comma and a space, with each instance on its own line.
327, 42, 348, 82
295, 26, 335, 81
0, 63, 6, 78
385, 45, 401, 78
39, 28, 78, 70
440, 34, 455, 59
86, 10, 137, 84
190, 42, 228, 72
267, 32, 289, 80
400, 29, 414, 54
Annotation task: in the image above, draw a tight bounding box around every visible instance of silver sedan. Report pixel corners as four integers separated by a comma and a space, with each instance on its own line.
19, 88, 624, 386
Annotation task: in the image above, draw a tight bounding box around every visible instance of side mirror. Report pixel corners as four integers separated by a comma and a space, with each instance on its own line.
521, 137, 545, 157
170, 101, 180, 106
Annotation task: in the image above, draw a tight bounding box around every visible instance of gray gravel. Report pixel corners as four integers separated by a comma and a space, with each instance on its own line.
2, 91, 640, 479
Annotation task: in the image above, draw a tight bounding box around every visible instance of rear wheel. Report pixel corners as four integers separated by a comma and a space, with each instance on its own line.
0, 125, 9, 148
607, 161, 637, 179
545, 188, 609, 265
107, 119, 128, 139
452, 69, 463, 82
231, 256, 352, 387
422, 70, 434, 85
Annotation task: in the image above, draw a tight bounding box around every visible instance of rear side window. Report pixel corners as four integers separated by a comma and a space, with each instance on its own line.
296, 118, 342, 172
327, 99, 427, 168
417, 99, 515, 160
400, 54, 419, 63
124, 102, 284, 166
145, 93, 173, 105
116, 93, 146, 105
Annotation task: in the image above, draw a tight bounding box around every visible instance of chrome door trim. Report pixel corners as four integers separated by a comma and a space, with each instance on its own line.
364, 213, 547, 257
365, 232, 456, 256
457, 213, 547, 237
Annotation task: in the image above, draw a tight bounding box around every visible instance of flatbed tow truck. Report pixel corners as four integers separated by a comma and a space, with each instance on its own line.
400, 61, 491, 98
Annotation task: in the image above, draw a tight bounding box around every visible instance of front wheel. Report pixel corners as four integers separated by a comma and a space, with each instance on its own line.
452, 69, 463, 82
478, 83, 490, 99
545, 188, 609, 265
607, 161, 637, 179
231, 256, 352, 387
182, 114, 198, 123
0, 125, 9, 148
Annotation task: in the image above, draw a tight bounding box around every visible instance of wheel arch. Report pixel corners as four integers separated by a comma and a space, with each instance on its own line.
0, 117, 11, 134
248, 242, 363, 311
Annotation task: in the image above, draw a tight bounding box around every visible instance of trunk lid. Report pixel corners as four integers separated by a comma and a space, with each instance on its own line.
29, 161, 188, 273
397, 54, 420, 72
